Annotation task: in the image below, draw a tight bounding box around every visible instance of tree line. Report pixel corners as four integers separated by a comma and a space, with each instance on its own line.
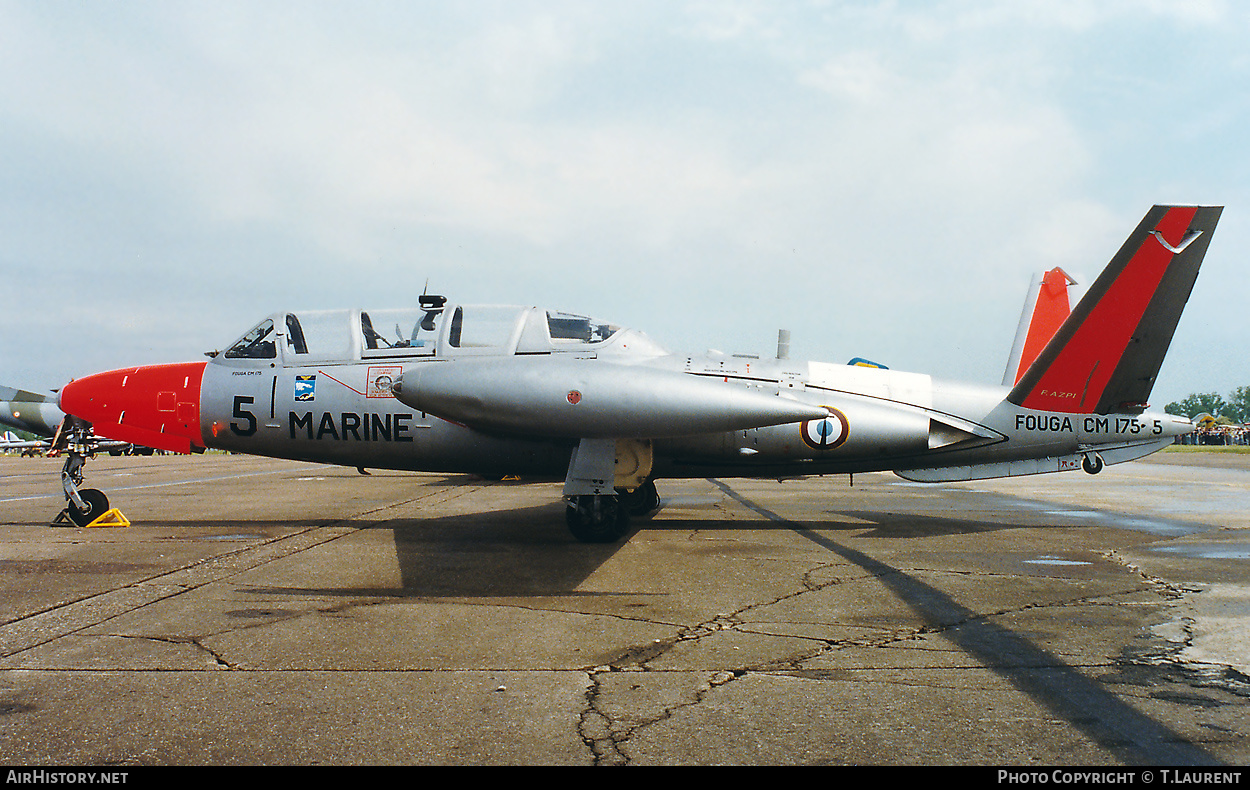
1165, 386, 1250, 423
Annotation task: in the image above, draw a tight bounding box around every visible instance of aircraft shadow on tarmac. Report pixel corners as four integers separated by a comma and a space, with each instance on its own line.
234, 495, 1149, 601
236, 495, 973, 600
315, 502, 1027, 597
231, 495, 1228, 766
796, 525, 1223, 767
241, 502, 643, 599
641, 509, 1018, 539
699, 481, 1225, 767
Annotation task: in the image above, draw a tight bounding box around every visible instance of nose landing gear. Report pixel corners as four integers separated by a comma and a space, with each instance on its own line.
56, 450, 111, 527
50, 419, 115, 527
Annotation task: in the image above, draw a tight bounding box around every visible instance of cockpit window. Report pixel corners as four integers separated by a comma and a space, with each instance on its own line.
361, 308, 441, 357
282, 310, 353, 362
447, 306, 526, 350
547, 312, 619, 345
223, 319, 277, 359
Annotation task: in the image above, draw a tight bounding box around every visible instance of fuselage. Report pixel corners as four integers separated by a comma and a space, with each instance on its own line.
57, 302, 1193, 483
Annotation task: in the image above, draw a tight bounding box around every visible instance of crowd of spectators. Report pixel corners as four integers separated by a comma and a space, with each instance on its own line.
1175, 425, 1250, 446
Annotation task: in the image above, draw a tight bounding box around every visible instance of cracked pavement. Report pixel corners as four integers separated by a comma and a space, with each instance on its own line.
0, 452, 1246, 765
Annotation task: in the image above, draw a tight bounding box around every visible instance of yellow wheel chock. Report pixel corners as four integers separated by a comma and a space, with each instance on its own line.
85, 508, 130, 528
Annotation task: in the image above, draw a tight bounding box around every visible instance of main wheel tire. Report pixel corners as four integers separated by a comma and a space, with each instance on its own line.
617, 480, 661, 518
566, 495, 630, 543
67, 488, 110, 527
1082, 453, 1104, 475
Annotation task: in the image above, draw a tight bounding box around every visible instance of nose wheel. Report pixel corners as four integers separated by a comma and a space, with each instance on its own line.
65, 486, 110, 526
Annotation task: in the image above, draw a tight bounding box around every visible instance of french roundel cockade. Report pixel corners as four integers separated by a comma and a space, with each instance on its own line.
800, 407, 849, 451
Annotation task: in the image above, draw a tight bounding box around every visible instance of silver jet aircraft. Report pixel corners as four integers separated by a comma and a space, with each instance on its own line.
53, 205, 1220, 538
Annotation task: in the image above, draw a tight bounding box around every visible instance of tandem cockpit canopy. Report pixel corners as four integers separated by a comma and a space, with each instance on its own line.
216, 301, 663, 366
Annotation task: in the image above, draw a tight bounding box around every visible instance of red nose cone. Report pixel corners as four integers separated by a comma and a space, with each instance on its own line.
60, 362, 207, 454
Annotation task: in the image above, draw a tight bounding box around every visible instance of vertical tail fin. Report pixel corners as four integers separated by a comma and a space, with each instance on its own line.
1007, 205, 1222, 415
1002, 267, 1077, 386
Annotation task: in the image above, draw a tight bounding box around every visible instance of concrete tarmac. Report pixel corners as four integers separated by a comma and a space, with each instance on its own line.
0, 450, 1247, 765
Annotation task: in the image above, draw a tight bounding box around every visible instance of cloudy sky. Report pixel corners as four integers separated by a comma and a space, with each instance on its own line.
2, 0, 1247, 407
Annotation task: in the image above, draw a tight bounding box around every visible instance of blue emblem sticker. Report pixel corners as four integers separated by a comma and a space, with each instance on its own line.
295, 375, 317, 402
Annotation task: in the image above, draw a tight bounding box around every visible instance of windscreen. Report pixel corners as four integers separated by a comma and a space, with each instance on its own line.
223, 319, 277, 359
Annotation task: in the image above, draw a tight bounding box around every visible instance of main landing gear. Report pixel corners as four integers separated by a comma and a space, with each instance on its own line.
565, 494, 629, 543
619, 479, 661, 517
563, 439, 660, 543
565, 480, 661, 544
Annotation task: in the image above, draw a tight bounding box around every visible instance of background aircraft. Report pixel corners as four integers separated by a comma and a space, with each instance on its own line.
0, 386, 64, 456
0, 384, 146, 458
49, 205, 1220, 539
1, 430, 40, 453
0, 384, 64, 438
